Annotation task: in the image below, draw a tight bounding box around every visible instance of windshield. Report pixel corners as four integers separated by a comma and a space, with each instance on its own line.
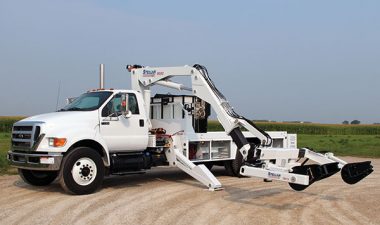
60, 91, 112, 111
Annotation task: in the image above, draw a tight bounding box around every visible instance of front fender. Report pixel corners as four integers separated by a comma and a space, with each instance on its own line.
68, 135, 111, 167
37, 126, 111, 167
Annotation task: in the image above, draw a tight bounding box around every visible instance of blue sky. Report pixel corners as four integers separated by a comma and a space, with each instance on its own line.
0, 0, 379, 124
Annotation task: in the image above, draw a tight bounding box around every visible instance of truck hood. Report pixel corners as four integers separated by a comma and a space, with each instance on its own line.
17, 111, 99, 127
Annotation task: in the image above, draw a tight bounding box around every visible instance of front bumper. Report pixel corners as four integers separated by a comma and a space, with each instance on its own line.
7, 151, 63, 171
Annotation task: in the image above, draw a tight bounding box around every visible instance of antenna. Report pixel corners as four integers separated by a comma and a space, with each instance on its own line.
100, 64, 105, 89
56, 80, 61, 110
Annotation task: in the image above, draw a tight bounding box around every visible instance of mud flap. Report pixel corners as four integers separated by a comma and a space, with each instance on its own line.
289, 162, 340, 191
341, 161, 373, 185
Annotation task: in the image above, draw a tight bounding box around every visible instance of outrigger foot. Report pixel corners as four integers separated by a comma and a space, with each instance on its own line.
341, 161, 373, 185
289, 162, 340, 191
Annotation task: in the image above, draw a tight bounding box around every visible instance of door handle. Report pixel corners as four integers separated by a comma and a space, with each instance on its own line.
139, 119, 144, 127
101, 122, 110, 125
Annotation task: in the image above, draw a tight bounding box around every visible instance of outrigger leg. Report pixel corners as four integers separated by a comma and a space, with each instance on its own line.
165, 148, 223, 191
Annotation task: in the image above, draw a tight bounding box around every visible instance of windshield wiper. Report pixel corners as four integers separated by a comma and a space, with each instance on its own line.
65, 107, 83, 111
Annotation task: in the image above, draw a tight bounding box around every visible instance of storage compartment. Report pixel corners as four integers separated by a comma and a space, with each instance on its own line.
211, 141, 230, 159
272, 138, 284, 148
189, 141, 210, 160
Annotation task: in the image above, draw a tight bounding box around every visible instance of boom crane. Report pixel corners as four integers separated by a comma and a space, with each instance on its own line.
130, 64, 373, 191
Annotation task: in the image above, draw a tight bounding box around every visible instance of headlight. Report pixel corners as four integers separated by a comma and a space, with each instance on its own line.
48, 138, 67, 147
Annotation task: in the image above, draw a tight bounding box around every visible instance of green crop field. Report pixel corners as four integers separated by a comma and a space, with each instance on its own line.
209, 120, 380, 135
0, 133, 16, 174
0, 118, 379, 174
0, 116, 25, 133
298, 134, 380, 157
0, 117, 23, 174
208, 120, 380, 157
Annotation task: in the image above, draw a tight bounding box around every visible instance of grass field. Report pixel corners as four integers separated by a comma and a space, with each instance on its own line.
209, 120, 380, 135
209, 121, 380, 157
0, 117, 23, 173
0, 116, 24, 133
0, 133, 16, 174
1, 118, 379, 174
298, 134, 380, 157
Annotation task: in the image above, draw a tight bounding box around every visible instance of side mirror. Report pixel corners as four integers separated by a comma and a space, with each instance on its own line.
120, 93, 131, 118
66, 97, 77, 105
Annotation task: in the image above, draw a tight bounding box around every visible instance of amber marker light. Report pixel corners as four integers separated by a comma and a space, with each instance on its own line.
48, 138, 67, 147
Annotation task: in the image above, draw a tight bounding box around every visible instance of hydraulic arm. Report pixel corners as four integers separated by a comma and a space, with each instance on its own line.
130, 64, 270, 160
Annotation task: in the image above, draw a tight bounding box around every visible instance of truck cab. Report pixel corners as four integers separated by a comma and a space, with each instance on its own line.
97, 90, 149, 152
8, 89, 151, 194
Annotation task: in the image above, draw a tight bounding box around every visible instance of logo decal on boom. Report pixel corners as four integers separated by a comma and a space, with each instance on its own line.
268, 172, 281, 179
143, 70, 156, 77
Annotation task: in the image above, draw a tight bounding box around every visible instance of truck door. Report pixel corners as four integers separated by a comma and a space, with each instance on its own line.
100, 93, 148, 152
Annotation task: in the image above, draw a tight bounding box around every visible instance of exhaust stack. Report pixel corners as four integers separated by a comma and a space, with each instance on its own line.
99, 64, 105, 89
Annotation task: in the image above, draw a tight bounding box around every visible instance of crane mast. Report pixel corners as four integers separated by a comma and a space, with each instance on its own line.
130, 64, 271, 161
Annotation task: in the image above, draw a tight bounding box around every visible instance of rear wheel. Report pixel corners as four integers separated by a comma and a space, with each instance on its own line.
59, 147, 104, 195
224, 160, 241, 176
204, 162, 214, 171
225, 143, 257, 177
224, 148, 246, 177
19, 169, 58, 186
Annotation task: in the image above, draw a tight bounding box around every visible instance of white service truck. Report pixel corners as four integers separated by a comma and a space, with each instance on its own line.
8, 64, 373, 195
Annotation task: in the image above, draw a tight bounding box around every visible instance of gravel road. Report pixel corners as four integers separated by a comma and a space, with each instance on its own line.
0, 157, 378, 225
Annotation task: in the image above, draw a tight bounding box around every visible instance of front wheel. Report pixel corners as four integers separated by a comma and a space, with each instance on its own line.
19, 169, 58, 186
59, 147, 105, 195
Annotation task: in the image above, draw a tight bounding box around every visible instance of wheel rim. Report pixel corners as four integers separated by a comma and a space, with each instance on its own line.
71, 157, 97, 186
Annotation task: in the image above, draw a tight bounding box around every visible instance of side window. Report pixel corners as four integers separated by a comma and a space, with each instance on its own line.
101, 94, 121, 117
101, 93, 139, 117
128, 94, 139, 114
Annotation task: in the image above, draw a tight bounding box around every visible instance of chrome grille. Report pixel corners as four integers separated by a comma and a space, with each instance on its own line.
13, 126, 33, 131
12, 133, 32, 139
11, 125, 41, 151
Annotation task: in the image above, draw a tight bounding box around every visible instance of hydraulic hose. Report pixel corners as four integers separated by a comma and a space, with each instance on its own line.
193, 64, 272, 146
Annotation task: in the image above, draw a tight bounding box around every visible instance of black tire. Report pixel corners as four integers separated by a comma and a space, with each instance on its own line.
224, 151, 245, 177
204, 162, 213, 171
59, 147, 105, 195
19, 169, 58, 186
224, 160, 235, 176
224, 160, 240, 176
225, 143, 257, 177
231, 157, 244, 177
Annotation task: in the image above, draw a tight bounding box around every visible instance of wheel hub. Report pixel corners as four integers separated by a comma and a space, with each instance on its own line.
72, 157, 97, 186
81, 167, 91, 177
